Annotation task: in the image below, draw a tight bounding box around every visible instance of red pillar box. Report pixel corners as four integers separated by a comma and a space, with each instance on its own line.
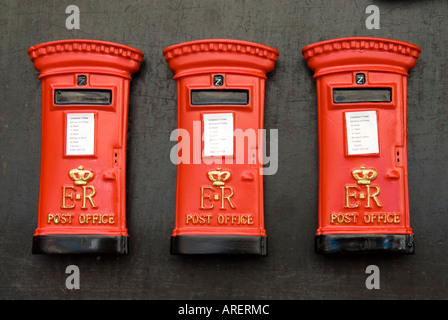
29, 40, 143, 254
163, 39, 278, 255
302, 37, 420, 253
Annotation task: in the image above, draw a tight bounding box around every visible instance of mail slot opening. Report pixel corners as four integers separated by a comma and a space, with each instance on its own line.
191, 89, 249, 105
55, 89, 112, 105
333, 88, 392, 103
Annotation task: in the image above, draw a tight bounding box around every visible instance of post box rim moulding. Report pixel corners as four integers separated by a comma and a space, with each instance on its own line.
163, 39, 279, 79
28, 39, 144, 79
302, 37, 421, 77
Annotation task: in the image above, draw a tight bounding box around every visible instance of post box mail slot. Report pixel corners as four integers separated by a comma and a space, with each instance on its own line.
28, 39, 143, 254
191, 89, 249, 105
302, 37, 420, 253
163, 39, 278, 255
333, 88, 392, 103
54, 89, 113, 105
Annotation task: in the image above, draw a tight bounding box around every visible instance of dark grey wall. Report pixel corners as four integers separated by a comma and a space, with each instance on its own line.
0, 0, 447, 299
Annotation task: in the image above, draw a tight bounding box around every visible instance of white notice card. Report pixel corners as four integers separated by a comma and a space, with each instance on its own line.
203, 113, 234, 157
66, 113, 95, 156
345, 111, 379, 155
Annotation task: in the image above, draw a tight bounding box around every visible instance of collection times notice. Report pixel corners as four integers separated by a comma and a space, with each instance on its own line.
66, 113, 95, 156
345, 111, 379, 155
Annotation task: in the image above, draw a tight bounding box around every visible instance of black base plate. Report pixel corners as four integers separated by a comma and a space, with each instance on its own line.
171, 235, 267, 255
32, 235, 128, 254
315, 234, 415, 254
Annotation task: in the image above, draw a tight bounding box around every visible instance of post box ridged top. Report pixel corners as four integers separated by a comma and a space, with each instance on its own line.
163, 39, 279, 78
28, 39, 144, 78
302, 37, 421, 76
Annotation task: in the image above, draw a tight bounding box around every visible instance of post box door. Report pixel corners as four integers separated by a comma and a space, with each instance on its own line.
318, 72, 409, 233
176, 74, 264, 240
38, 74, 126, 236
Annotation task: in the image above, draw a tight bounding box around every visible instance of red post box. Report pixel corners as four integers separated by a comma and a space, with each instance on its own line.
163, 39, 278, 254
302, 37, 420, 253
28, 39, 143, 254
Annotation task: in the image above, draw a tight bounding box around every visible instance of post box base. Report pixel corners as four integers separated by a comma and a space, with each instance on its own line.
171, 235, 267, 255
315, 234, 414, 254
32, 235, 128, 254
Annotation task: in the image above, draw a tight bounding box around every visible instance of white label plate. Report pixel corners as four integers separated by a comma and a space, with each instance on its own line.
345, 111, 379, 155
66, 113, 95, 156
203, 113, 234, 157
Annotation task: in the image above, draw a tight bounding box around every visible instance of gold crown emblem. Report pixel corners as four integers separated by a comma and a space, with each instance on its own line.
69, 166, 94, 185
208, 168, 231, 186
352, 166, 377, 185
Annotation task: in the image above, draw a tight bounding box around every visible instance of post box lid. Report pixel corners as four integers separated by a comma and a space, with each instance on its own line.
163, 39, 279, 78
302, 37, 421, 76
28, 39, 144, 78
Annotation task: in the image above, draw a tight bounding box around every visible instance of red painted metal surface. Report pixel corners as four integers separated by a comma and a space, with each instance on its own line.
164, 39, 278, 254
302, 37, 420, 253
29, 39, 143, 254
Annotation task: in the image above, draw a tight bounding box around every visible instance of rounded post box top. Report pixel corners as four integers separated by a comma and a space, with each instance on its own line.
302, 37, 420, 76
163, 39, 279, 78
28, 39, 144, 78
